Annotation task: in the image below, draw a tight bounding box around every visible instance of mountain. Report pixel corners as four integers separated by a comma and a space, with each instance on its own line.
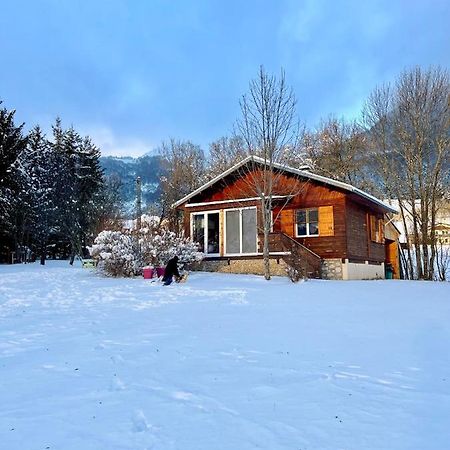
100, 154, 163, 213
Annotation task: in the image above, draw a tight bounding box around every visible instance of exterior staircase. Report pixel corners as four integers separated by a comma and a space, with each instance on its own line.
267, 232, 322, 278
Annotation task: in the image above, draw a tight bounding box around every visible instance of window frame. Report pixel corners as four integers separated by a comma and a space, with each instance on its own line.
295, 208, 320, 238
223, 206, 258, 256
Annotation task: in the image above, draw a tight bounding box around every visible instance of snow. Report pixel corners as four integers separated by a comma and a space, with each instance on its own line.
1, 262, 450, 450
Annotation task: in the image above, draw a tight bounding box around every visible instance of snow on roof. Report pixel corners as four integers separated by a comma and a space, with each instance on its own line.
173, 155, 398, 213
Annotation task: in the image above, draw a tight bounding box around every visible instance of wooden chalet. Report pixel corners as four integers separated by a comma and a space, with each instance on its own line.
174, 156, 400, 280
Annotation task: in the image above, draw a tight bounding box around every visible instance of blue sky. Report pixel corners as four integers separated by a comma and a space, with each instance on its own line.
1, 0, 449, 156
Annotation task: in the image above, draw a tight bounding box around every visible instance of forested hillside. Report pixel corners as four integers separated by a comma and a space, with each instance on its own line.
100, 155, 163, 213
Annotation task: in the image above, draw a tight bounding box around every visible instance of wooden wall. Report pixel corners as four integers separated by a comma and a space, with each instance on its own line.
345, 198, 385, 263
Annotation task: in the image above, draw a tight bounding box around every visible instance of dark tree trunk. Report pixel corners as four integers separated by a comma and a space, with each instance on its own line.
40, 243, 46, 265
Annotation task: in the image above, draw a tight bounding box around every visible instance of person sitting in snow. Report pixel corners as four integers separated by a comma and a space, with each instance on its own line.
162, 255, 181, 285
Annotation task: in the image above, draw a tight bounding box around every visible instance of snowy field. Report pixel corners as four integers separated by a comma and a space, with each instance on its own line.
1, 262, 450, 450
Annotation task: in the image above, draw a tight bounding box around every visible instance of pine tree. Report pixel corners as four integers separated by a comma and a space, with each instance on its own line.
76, 136, 104, 244
0, 102, 28, 261
50, 120, 105, 264
26, 126, 58, 264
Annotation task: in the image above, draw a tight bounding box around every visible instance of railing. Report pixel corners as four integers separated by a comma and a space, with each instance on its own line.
265, 232, 322, 278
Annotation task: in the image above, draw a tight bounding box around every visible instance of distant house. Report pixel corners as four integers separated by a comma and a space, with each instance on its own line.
434, 223, 450, 245
385, 199, 450, 245
174, 156, 400, 280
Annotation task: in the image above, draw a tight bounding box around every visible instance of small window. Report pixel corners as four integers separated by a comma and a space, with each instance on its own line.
369, 215, 384, 243
296, 208, 319, 237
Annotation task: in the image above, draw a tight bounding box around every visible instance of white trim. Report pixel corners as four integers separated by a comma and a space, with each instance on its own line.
190, 210, 220, 256
223, 206, 258, 256
185, 195, 288, 208
204, 252, 291, 258
173, 155, 398, 213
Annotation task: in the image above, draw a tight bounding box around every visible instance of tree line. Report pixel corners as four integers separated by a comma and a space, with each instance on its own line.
0, 106, 121, 264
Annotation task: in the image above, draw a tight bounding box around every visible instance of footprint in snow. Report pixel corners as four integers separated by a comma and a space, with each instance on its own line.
132, 410, 150, 432
172, 391, 195, 401
109, 376, 126, 391
110, 354, 124, 364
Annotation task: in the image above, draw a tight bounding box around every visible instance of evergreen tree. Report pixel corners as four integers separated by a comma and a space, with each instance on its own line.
0, 101, 28, 260
26, 126, 58, 264
76, 136, 104, 251
50, 121, 105, 263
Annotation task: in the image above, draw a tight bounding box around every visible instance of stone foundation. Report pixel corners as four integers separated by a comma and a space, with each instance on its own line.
193, 258, 288, 277
321, 258, 343, 280
194, 257, 385, 280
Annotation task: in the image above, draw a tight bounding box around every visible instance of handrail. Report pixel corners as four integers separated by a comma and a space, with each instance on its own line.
276, 232, 322, 260
265, 232, 322, 278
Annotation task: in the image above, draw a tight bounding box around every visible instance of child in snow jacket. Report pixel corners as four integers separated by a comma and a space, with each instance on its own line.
162, 256, 180, 285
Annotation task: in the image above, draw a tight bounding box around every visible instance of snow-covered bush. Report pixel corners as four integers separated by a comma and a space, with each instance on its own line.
139, 228, 202, 268
91, 226, 203, 277
90, 230, 141, 277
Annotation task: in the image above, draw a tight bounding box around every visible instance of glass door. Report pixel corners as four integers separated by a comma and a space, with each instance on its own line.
207, 213, 220, 254
225, 207, 257, 254
192, 211, 220, 255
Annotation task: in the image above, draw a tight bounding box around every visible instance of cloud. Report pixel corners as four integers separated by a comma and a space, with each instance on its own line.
279, 0, 321, 43
82, 126, 155, 157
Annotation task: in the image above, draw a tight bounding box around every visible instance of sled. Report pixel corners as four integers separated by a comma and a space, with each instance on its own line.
81, 258, 96, 269
177, 273, 189, 283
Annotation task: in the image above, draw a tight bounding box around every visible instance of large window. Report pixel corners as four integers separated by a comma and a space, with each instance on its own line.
192, 211, 220, 254
296, 208, 319, 237
225, 207, 257, 254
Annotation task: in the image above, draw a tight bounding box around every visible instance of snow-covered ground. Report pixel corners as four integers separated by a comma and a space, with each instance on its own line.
1, 262, 449, 450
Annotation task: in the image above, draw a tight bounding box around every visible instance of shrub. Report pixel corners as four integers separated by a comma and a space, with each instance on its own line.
139, 229, 203, 268
90, 230, 141, 277
91, 227, 203, 277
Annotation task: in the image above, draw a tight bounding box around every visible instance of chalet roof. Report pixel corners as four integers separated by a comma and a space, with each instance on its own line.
173, 155, 398, 213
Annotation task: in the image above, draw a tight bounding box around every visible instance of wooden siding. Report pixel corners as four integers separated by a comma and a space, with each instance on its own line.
345, 198, 385, 263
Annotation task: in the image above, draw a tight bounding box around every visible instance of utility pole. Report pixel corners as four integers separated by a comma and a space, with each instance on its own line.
136, 176, 142, 231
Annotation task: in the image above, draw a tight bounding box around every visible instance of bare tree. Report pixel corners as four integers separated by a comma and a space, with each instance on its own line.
208, 136, 247, 178
436, 242, 450, 281
304, 116, 376, 192
235, 66, 302, 280
159, 139, 206, 233
363, 66, 450, 280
